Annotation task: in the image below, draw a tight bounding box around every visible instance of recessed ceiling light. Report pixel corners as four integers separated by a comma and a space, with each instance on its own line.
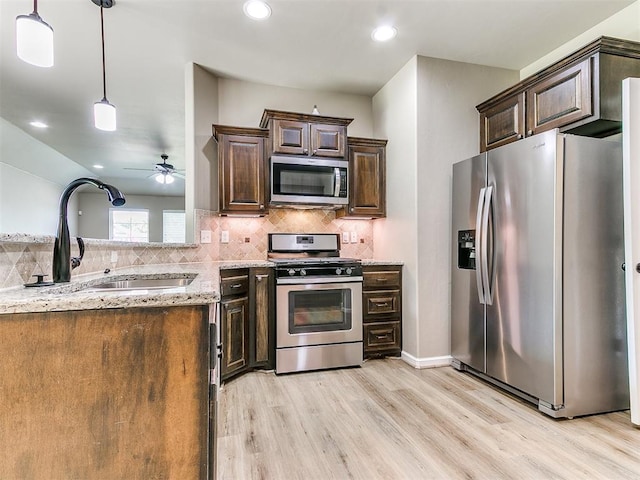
243, 0, 271, 20
372, 25, 397, 42
29, 120, 48, 128
93, 164, 104, 169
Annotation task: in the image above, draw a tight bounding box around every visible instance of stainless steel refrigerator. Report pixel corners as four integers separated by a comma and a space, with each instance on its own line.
451, 129, 629, 418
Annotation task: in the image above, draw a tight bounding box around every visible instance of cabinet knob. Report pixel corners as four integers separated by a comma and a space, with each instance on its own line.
260, 204, 264, 209
527, 130, 533, 136
517, 134, 523, 139
313, 149, 317, 154
303, 149, 308, 154
350, 207, 354, 212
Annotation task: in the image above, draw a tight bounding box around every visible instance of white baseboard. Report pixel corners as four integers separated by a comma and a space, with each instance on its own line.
401, 351, 452, 369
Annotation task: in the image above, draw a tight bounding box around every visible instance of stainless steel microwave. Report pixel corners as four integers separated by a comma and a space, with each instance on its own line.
270, 155, 348, 206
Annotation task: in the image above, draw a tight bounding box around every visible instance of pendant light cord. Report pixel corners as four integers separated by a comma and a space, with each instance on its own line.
100, 5, 107, 101
33, 0, 38, 14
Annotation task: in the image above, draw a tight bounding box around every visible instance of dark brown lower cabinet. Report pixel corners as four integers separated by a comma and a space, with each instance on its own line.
220, 267, 274, 382
220, 269, 250, 381
362, 264, 403, 359
0, 305, 212, 480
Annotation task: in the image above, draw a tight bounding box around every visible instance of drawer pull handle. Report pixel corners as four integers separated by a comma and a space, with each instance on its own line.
375, 334, 389, 339
231, 284, 242, 288
376, 278, 387, 282
375, 302, 389, 307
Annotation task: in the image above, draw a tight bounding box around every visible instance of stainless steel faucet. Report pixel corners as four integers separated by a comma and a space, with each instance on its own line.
53, 178, 125, 283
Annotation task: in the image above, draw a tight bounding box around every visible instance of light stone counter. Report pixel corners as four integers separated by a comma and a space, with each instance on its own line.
0, 260, 273, 315
360, 260, 404, 266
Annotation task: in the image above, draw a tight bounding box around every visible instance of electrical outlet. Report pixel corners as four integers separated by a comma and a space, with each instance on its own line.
200, 230, 212, 244
221, 231, 229, 243
350, 231, 358, 243
342, 232, 350, 244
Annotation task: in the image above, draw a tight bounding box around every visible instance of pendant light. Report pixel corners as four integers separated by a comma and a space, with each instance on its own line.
93, 0, 116, 131
15, 0, 54, 67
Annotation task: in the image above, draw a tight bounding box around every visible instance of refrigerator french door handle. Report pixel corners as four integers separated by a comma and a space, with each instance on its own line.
475, 187, 487, 304
481, 186, 494, 305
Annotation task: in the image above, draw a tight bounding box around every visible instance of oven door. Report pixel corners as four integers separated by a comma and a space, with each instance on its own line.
276, 278, 363, 348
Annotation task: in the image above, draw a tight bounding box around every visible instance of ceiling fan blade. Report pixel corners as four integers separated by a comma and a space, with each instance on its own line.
124, 167, 156, 172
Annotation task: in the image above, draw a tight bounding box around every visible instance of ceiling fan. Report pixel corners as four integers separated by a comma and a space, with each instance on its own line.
125, 154, 184, 184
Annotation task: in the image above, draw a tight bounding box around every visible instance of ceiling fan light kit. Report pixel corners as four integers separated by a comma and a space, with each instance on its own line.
93, 0, 116, 131
15, 0, 54, 68
155, 172, 175, 184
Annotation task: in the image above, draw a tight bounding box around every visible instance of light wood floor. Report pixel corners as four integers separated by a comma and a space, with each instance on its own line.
216, 358, 640, 479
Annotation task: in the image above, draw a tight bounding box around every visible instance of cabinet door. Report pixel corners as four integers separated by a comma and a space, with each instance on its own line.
220, 296, 250, 381
220, 134, 266, 214
479, 92, 525, 152
310, 124, 346, 158
249, 268, 274, 369
526, 57, 593, 136
348, 144, 385, 217
272, 119, 309, 155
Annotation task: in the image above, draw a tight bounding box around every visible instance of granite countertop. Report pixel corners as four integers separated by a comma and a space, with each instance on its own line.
0, 260, 272, 315
0, 258, 401, 315
360, 259, 404, 266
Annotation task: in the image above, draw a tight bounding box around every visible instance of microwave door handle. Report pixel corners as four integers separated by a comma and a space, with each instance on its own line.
334, 168, 341, 197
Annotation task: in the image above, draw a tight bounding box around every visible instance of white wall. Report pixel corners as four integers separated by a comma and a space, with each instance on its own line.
415, 57, 518, 360
521, 1, 640, 78
77, 192, 184, 242
0, 163, 76, 236
373, 55, 518, 364
185, 63, 219, 242
372, 57, 419, 356
0, 117, 90, 236
217, 78, 374, 138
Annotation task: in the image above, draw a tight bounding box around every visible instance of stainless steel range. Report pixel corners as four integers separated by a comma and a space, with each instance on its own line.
269, 233, 363, 374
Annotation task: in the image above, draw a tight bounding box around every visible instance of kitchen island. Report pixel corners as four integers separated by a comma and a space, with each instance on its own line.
0, 261, 266, 480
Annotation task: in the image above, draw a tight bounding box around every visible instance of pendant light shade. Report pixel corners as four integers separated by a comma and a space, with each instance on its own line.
16, 1, 54, 68
94, 99, 116, 131
93, 1, 116, 131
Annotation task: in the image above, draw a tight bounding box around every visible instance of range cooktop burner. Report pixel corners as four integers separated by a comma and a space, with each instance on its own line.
269, 257, 360, 265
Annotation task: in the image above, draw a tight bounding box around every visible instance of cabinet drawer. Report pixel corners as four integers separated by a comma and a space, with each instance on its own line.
220, 275, 249, 297
363, 290, 400, 316
364, 322, 401, 351
363, 271, 400, 289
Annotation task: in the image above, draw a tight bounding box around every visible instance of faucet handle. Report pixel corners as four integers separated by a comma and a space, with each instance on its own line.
71, 237, 85, 270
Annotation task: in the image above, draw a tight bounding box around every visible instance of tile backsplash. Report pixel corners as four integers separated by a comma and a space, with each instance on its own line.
0, 208, 374, 289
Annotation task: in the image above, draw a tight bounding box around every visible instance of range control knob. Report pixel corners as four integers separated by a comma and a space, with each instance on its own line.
300, 269, 307, 276
288, 269, 296, 276
336, 267, 343, 275
346, 267, 353, 275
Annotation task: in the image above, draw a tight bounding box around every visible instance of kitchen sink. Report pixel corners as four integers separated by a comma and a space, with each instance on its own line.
83, 277, 194, 292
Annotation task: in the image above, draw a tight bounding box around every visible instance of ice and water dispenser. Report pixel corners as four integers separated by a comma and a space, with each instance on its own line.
457, 230, 476, 270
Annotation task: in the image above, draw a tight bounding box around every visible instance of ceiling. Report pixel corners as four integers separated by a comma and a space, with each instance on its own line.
0, 0, 634, 195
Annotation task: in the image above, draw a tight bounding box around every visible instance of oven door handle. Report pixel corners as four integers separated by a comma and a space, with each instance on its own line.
276, 276, 363, 285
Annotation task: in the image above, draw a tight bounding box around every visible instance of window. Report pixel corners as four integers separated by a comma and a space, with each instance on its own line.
163, 210, 185, 243
110, 209, 149, 242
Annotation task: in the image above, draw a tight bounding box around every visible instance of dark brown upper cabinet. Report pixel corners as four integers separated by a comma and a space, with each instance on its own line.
336, 137, 387, 219
260, 109, 353, 159
477, 36, 640, 152
212, 124, 269, 215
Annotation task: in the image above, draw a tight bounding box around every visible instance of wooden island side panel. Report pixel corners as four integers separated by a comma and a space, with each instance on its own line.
0, 305, 210, 480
